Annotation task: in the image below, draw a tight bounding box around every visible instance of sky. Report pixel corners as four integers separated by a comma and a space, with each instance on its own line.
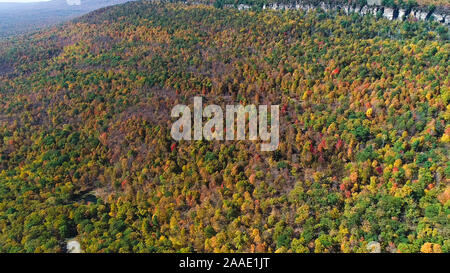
0, 0, 52, 2
0, 0, 82, 4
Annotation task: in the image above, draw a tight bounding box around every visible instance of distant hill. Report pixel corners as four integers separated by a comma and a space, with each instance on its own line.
0, 0, 134, 38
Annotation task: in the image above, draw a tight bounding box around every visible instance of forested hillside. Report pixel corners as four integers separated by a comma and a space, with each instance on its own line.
0, 1, 448, 253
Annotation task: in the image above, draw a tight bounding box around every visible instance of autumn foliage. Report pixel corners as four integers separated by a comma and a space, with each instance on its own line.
0, 2, 448, 253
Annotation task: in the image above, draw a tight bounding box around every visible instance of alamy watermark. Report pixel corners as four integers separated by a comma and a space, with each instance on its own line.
171, 97, 279, 151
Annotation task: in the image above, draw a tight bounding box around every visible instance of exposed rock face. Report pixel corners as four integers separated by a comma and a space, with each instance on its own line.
237, 4, 250, 10
398, 8, 406, 19
257, 1, 449, 26
434, 13, 446, 23
367, 0, 381, 5
384, 7, 394, 20
416, 11, 428, 21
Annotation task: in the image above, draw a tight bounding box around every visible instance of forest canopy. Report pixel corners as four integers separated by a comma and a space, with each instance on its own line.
0, 1, 448, 253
